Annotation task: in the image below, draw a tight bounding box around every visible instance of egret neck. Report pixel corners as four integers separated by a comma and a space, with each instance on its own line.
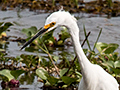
68, 21, 93, 76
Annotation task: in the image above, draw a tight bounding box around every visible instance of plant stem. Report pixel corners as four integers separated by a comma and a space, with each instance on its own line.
83, 25, 92, 51
88, 28, 102, 59
36, 43, 60, 76
47, 53, 60, 76
93, 28, 102, 51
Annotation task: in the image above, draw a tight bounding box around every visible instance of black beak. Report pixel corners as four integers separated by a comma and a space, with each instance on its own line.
20, 28, 49, 50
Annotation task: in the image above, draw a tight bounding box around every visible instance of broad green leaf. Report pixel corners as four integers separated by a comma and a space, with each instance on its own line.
112, 52, 119, 61
96, 42, 119, 54
61, 76, 77, 85
4, 22, 13, 27
102, 60, 115, 72
96, 42, 108, 53
22, 26, 37, 37
114, 60, 120, 68
46, 76, 59, 85
0, 69, 14, 81
11, 70, 25, 79
60, 68, 68, 77
112, 68, 120, 75
104, 43, 119, 54
0, 22, 13, 34
106, 61, 114, 68
36, 68, 48, 80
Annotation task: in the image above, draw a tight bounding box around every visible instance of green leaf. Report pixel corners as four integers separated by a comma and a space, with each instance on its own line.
4, 22, 13, 27
96, 42, 119, 54
83, 49, 88, 55
104, 43, 119, 54
22, 26, 38, 37
36, 68, 48, 80
41, 29, 55, 42
112, 68, 120, 75
58, 27, 70, 42
57, 40, 63, 45
106, 61, 114, 68
62, 85, 68, 88
60, 68, 68, 77
0, 22, 4, 26
0, 69, 14, 81
114, 60, 120, 68
52, 55, 59, 62
96, 42, 108, 53
0, 22, 13, 34
61, 76, 77, 85
11, 70, 25, 79
46, 76, 59, 86
112, 52, 119, 61
75, 70, 82, 77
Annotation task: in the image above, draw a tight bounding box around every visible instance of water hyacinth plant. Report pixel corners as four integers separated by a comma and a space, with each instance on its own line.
0, 22, 13, 39
21, 25, 120, 89
0, 23, 120, 89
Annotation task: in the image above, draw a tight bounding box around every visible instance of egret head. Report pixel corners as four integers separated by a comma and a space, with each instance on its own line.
44, 11, 77, 30
20, 11, 77, 50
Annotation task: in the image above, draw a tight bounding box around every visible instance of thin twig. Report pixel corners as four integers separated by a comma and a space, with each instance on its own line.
47, 53, 60, 76
42, 42, 60, 76
36, 43, 60, 76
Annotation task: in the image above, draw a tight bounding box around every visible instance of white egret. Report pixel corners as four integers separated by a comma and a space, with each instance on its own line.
21, 11, 119, 90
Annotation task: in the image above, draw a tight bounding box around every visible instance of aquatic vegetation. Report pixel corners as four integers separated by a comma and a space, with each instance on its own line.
0, 22, 13, 39
0, 69, 25, 89
21, 25, 120, 89
0, 22, 13, 52
95, 42, 120, 76
21, 26, 70, 48
0, 23, 120, 89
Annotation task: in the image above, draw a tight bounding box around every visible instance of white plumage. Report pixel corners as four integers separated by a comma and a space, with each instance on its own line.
45, 11, 119, 90
21, 11, 119, 90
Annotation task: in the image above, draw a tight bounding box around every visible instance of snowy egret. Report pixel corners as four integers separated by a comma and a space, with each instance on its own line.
21, 11, 119, 90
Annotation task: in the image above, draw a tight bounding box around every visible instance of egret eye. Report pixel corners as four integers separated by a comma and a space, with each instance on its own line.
51, 22, 55, 25
50, 22, 56, 27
